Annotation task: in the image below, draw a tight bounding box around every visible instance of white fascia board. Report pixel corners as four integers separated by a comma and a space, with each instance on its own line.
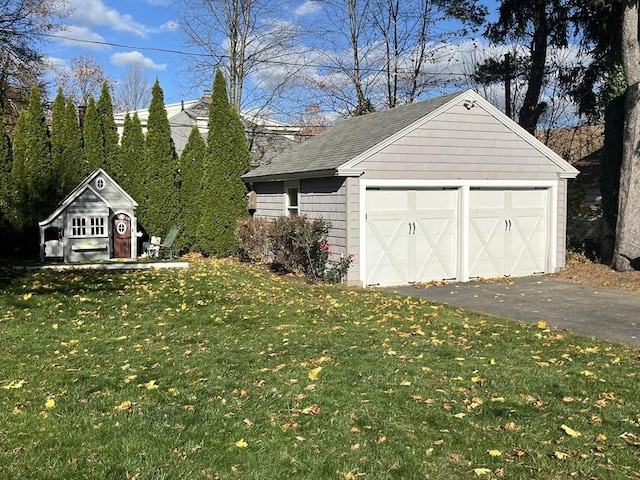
359, 179, 559, 189
337, 92, 468, 174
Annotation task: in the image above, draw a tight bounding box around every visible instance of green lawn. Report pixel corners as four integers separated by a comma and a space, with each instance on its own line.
0, 259, 639, 479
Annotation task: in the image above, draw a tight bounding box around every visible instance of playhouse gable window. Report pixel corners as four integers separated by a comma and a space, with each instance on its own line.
71, 216, 106, 237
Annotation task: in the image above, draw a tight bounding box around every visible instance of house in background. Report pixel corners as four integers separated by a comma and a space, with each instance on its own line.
39, 169, 139, 262
243, 89, 580, 287
114, 93, 302, 165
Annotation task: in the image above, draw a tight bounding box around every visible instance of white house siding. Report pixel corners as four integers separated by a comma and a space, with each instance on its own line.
361, 104, 563, 181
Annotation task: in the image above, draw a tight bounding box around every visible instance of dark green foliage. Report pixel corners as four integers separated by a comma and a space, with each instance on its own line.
65, 99, 88, 181
600, 94, 624, 232
97, 81, 120, 175
50, 89, 85, 201
140, 79, 179, 236
83, 97, 103, 171
116, 112, 145, 204
9, 86, 53, 254
178, 125, 206, 252
0, 104, 12, 249
198, 69, 250, 256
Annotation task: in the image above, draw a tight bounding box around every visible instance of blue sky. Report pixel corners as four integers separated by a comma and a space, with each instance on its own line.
45, 0, 188, 104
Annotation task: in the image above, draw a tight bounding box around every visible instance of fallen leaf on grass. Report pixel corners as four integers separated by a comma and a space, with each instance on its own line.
473, 468, 492, 476
234, 439, 248, 448
139, 380, 159, 390
554, 451, 570, 459
115, 401, 133, 412
302, 405, 320, 415
44, 397, 56, 409
561, 424, 581, 437
1, 380, 26, 389
487, 449, 502, 457
308, 367, 322, 381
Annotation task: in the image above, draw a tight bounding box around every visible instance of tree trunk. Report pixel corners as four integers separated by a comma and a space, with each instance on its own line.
613, 0, 640, 271
517, 3, 548, 134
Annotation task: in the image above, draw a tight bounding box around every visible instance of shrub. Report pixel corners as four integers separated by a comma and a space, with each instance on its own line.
235, 216, 353, 283
268, 216, 330, 279
324, 253, 355, 284
235, 217, 271, 263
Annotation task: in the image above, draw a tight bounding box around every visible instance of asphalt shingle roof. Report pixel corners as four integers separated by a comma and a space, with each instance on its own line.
243, 91, 463, 180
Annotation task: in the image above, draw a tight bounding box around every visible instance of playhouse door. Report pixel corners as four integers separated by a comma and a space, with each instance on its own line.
113, 214, 131, 258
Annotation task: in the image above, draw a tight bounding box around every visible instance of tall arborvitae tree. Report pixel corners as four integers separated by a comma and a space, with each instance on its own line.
97, 81, 119, 175
83, 96, 103, 171
140, 79, 179, 235
65, 99, 88, 181
179, 125, 206, 252
118, 112, 145, 205
0, 104, 12, 246
50, 89, 85, 201
10, 86, 53, 253
198, 69, 250, 256
50, 88, 67, 200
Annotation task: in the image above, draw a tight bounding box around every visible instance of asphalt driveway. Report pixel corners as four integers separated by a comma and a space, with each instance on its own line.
390, 275, 640, 348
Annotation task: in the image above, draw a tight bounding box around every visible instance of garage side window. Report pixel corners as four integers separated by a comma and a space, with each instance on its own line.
286, 185, 299, 216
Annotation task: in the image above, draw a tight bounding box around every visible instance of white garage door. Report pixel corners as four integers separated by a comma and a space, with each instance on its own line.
469, 189, 548, 278
366, 189, 458, 286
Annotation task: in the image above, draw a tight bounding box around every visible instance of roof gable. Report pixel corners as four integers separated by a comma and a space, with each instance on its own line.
243, 90, 579, 181
39, 169, 137, 226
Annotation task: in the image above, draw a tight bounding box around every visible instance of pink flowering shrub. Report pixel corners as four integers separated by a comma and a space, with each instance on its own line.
235, 217, 353, 283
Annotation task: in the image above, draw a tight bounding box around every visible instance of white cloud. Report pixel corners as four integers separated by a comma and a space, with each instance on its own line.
110, 51, 167, 71
295, 1, 322, 16
68, 0, 151, 37
159, 20, 180, 32
52, 25, 108, 50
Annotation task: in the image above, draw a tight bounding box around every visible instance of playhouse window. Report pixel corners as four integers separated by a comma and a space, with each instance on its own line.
71, 217, 106, 237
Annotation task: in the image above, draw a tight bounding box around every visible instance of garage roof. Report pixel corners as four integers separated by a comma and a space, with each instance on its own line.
242, 90, 579, 181
243, 91, 462, 181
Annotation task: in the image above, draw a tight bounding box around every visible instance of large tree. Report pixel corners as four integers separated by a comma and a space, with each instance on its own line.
9, 86, 53, 251
82, 96, 103, 171
612, 1, 640, 271
50, 88, 84, 200
140, 79, 179, 236
482, 0, 572, 134
0, 104, 11, 238
117, 112, 145, 205
198, 69, 250, 255
116, 63, 152, 111
57, 55, 113, 108
178, 0, 300, 113
0, 0, 67, 128
97, 81, 120, 175
178, 125, 206, 252
313, 0, 486, 116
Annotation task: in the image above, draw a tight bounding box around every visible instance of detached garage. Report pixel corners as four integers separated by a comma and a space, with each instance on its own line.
242, 90, 579, 287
